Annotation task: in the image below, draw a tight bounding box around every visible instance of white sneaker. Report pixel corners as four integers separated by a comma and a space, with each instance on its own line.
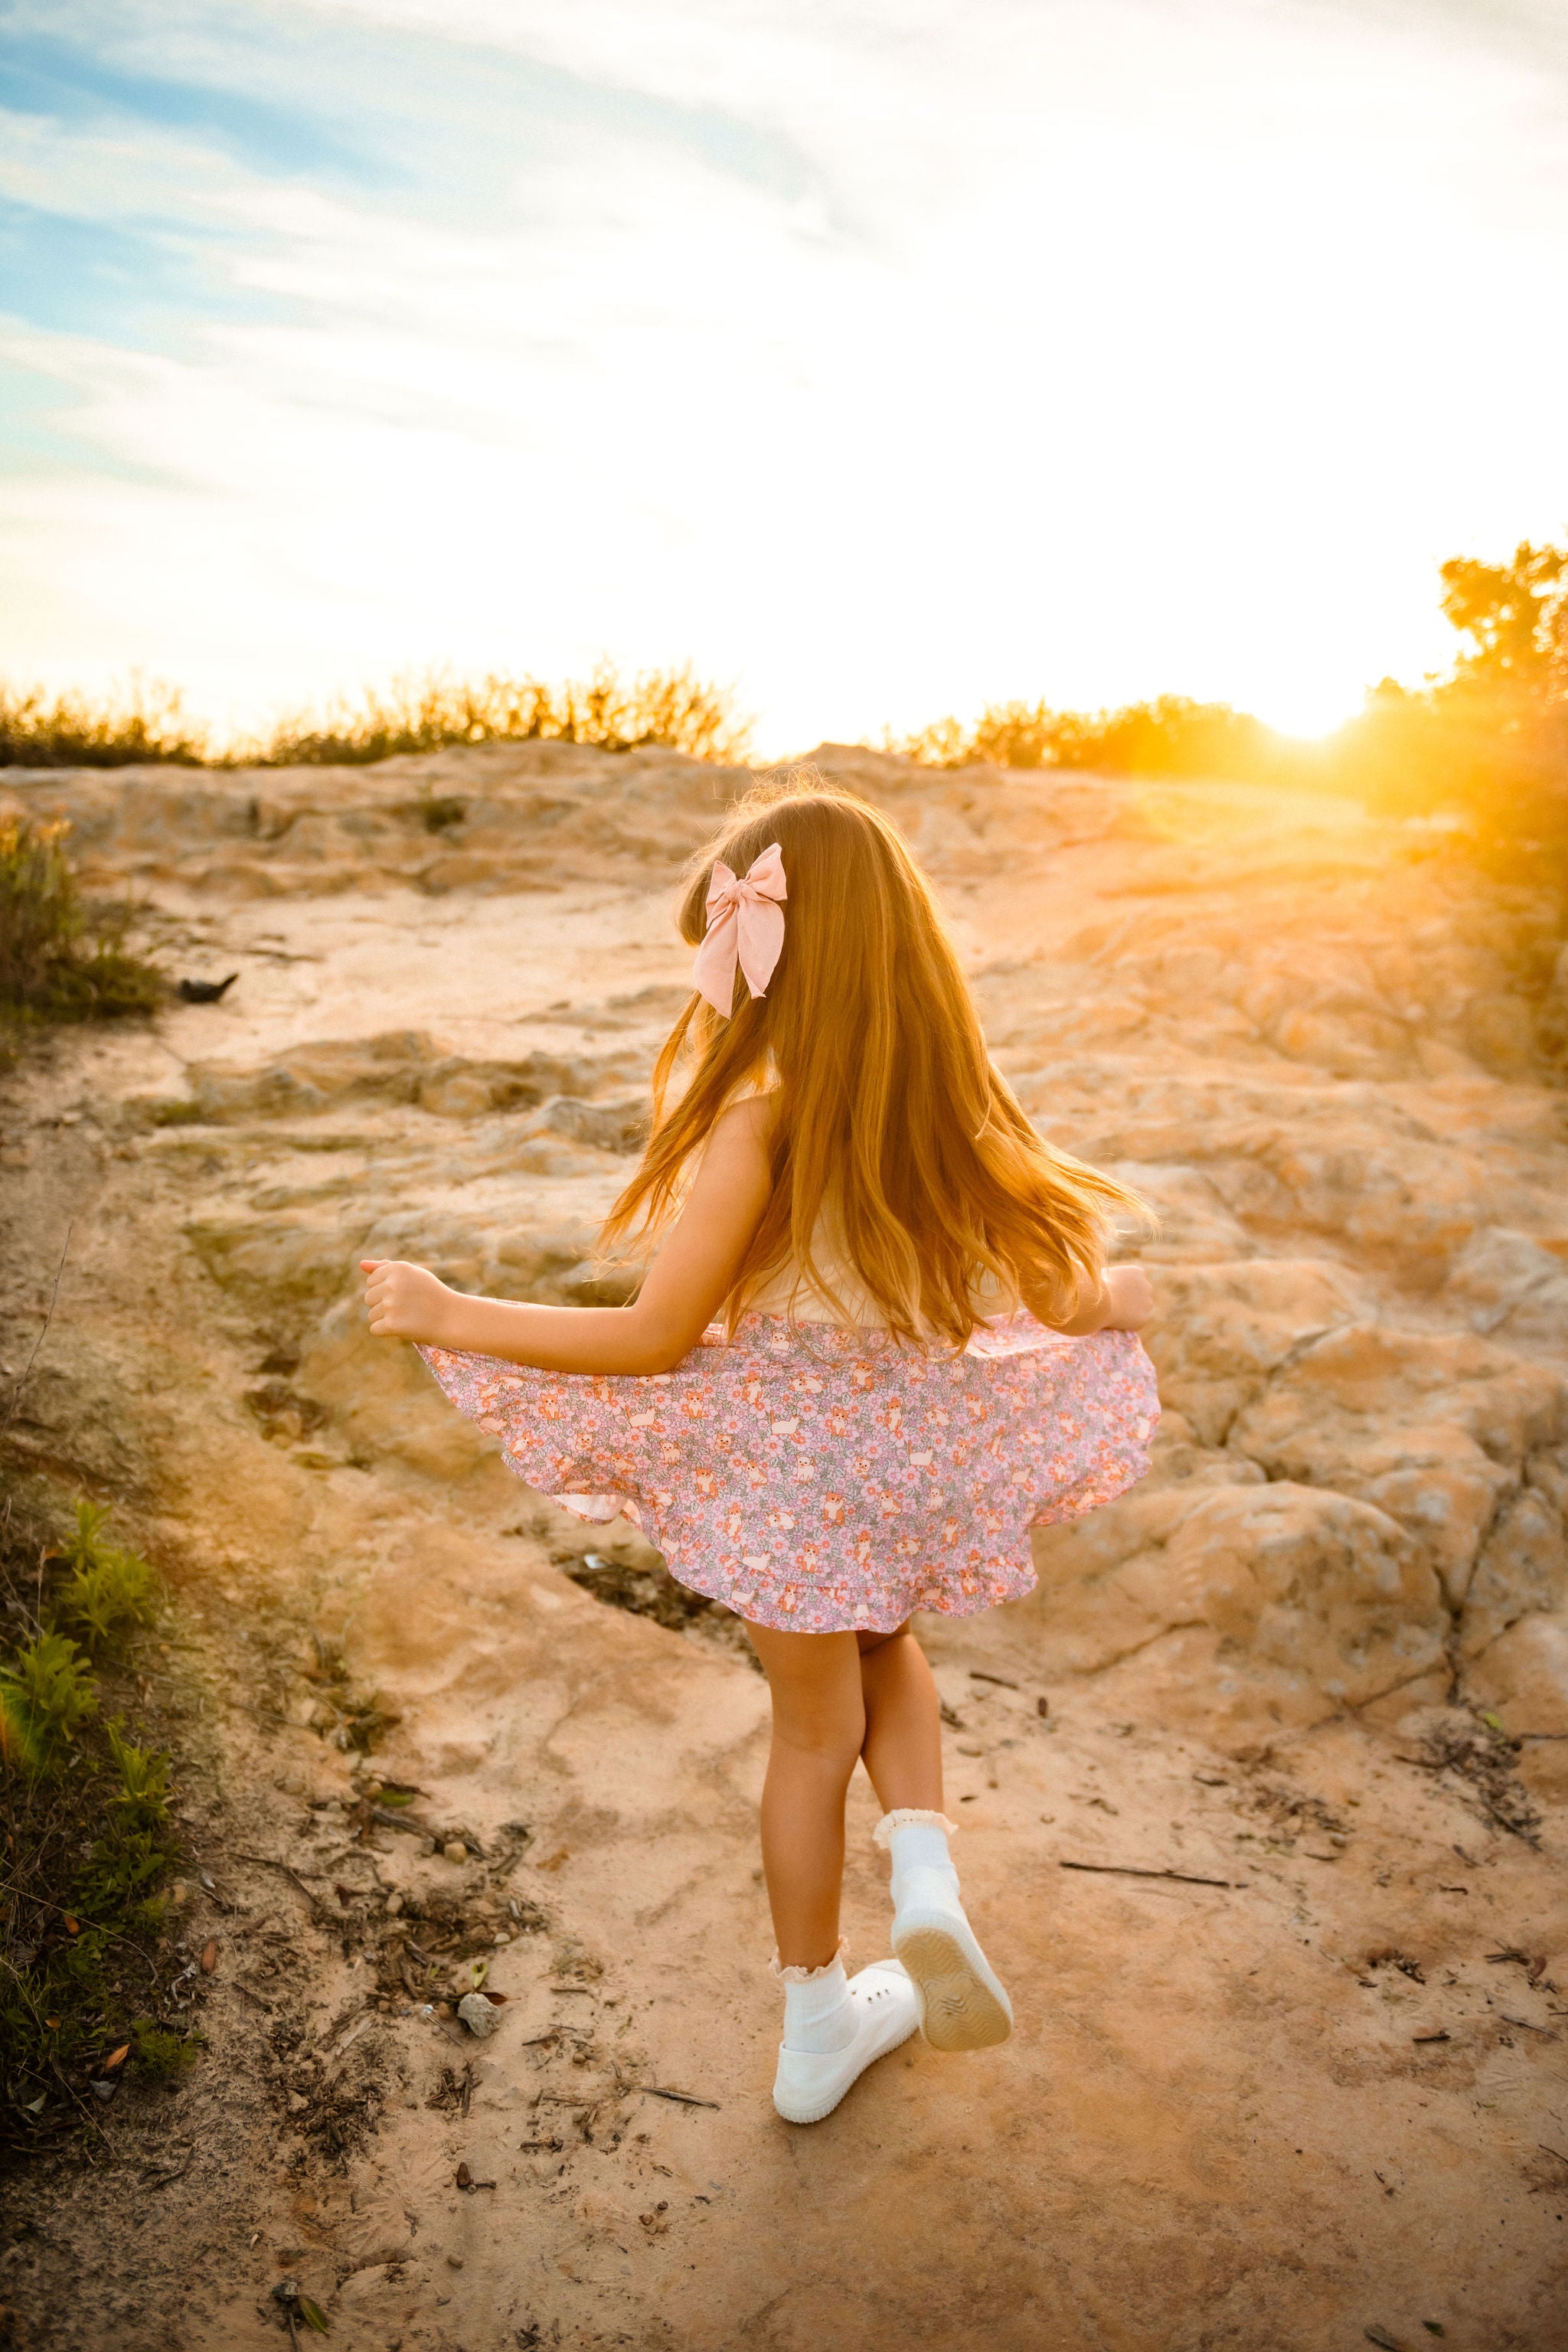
892, 1864, 1014, 2053
772, 1959, 920, 2125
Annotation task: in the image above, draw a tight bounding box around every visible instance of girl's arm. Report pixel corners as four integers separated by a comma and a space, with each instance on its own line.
361, 1098, 775, 1376
1034, 1261, 1154, 1335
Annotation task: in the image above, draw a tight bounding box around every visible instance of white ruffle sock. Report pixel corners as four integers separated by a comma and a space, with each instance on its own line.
880, 1808, 963, 1912
770, 1942, 920, 2125
776, 1945, 857, 2056
874, 1809, 1014, 2053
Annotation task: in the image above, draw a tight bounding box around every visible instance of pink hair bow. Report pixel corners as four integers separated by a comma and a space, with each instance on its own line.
691, 842, 787, 1016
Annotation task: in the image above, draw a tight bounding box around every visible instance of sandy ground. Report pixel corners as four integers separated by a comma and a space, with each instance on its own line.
2, 742, 1566, 2351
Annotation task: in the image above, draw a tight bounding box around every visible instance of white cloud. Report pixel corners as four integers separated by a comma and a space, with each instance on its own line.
3, 0, 1568, 746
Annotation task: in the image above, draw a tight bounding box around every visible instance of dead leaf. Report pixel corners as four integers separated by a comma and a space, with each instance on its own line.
103, 2043, 130, 2071
297, 2295, 330, 2333
200, 1939, 218, 1974
64, 1915, 80, 1936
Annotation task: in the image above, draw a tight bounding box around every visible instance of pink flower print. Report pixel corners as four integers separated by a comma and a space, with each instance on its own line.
417, 1317, 1156, 1636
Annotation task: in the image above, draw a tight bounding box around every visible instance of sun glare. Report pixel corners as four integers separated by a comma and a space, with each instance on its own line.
1250, 692, 1365, 746
2, 2, 1566, 748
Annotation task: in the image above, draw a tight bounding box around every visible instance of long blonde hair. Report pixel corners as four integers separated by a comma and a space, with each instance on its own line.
603, 778, 1144, 1347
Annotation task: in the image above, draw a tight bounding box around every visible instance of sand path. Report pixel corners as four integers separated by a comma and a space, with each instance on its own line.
1, 743, 1565, 2350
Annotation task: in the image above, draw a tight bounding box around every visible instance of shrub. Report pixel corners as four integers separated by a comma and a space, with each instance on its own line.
890, 694, 1294, 781
0, 817, 162, 1025
1327, 543, 1568, 878
0, 1490, 184, 2151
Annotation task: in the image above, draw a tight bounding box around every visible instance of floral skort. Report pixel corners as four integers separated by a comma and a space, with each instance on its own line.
418, 1314, 1158, 1634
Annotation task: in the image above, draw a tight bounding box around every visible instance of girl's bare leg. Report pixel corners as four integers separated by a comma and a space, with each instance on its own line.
745, 1625, 867, 1969
855, 1622, 944, 1813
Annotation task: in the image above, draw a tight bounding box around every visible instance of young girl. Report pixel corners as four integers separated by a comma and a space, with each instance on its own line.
362, 780, 1157, 2126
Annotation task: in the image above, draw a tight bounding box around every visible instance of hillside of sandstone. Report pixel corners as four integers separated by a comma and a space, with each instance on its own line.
1, 740, 1566, 2352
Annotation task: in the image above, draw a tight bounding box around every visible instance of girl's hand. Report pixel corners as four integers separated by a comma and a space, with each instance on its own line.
1099, 1263, 1154, 1331
361, 1258, 459, 1344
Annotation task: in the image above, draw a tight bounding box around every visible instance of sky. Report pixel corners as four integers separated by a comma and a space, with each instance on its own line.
2, 0, 1568, 753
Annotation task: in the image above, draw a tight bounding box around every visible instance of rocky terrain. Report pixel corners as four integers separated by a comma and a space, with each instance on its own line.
2, 740, 1566, 2351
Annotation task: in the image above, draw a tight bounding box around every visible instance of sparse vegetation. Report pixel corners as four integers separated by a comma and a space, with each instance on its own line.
126, 2014, 199, 2081
0, 817, 162, 1030
54, 1501, 161, 1651
0, 662, 752, 769
890, 694, 1288, 782
5, 546, 1563, 881
0, 681, 207, 768
891, 539, 1568, 880
257, 659, 752, 766
0, 1488, 186, 2161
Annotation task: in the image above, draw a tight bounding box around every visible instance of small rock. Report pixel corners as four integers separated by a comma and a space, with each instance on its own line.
386, 1892, 404, 1916
443, 1841, 467, 1866
287, 2091, 309, 2114
273, 2277, 300, 2306
447, 2254, 465, 2270
457, 1993, 500, 2040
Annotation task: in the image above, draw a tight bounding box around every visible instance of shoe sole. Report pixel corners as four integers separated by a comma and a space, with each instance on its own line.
893, 1920, 1013, 2053
772, 2001, 920, 2125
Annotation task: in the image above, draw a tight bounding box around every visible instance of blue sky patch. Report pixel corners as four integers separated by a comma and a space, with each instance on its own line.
0, 190, 289, 350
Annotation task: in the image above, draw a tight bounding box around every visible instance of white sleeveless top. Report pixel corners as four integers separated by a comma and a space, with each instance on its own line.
741, 1217, 1014, 1332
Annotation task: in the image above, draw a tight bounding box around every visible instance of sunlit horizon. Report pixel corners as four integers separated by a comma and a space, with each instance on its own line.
5, 0, 1568, 758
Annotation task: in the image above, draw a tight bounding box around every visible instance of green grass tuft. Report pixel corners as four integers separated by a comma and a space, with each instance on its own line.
127, 2017, 199, 2079
55, 1502, 161, 1652
0, 1632, 98, 1775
